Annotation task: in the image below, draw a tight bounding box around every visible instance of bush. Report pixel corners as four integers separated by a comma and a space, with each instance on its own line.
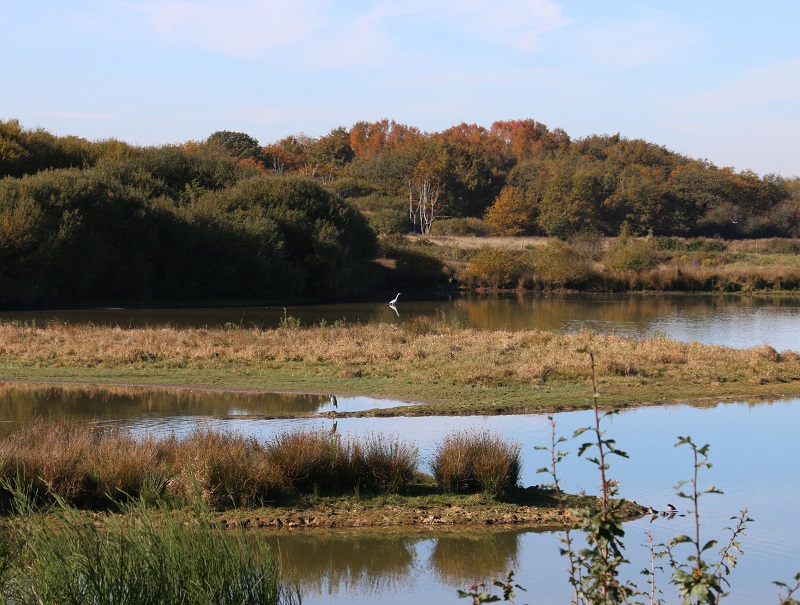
469, 247, 530, 288
534, 239, 593, 288
328, 177, 375, 199
392, 247, 450, 288
0, 167, 379, 306
369, 207, 413, 234
432, 431, 521, 497
605, 236, 662, 272
685, 236, 727, 252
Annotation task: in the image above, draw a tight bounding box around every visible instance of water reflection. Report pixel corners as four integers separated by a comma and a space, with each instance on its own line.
3, 292, 800, 350
429, 529, 522, 587
0, 382, 406, 428
264, 531, 417, 596
262, 527, 528, 598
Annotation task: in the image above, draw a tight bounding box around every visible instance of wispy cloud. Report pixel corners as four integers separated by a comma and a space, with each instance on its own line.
128, 0, 329, 56
123, 0, 569, 64
667, 59, 800, 116
431, 0, 571, 52
568, 9, 698, 66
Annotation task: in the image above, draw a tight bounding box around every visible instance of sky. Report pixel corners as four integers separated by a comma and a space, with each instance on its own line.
1, 0, 798, 177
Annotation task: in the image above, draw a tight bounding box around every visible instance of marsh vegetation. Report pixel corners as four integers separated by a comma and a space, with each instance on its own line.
2, 319, 799, 414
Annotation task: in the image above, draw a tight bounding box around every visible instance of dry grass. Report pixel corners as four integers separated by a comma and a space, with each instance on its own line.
2, 320, 799, 412
412, 235, 551, 250
432, 431, 521, 496
0, 321, 794, 379
0, 421, 420, 510
612, 263, 800, 292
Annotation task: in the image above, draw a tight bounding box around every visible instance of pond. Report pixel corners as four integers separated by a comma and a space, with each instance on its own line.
3, 292, 800, 351
0, 382, 796, 604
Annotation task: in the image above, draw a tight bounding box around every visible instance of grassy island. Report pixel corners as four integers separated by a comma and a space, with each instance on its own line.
1, 319, 799, 415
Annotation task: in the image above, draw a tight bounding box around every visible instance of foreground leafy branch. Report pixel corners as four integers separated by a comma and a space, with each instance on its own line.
460, 350, 797, 605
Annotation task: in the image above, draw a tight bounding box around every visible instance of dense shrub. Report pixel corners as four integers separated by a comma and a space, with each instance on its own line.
0, 169, 377, 305
469, 247, 530, 288
604, 236, 662, 272
369, 207, 413, 234
534, 239, 593, 288
328, 176, 375, 199
391, 247, 450, 288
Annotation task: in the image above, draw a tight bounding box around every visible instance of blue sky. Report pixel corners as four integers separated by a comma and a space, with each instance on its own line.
2, 0, 798, 176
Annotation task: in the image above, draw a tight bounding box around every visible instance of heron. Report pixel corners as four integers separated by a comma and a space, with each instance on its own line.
389, 293, 401, 305
329, 393, 338, 409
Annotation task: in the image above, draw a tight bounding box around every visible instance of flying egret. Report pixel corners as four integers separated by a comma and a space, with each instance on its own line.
389, 293, 401, 305
329, 393, 338, 409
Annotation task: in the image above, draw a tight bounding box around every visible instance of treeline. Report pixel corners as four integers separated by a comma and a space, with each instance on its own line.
2, 118, 799, 306
203, 119, 799, 239
0, 120, 377, 307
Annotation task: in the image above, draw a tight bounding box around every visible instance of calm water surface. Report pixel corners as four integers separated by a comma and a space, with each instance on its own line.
0, 383, 405, 427
0, 383, 796, 604
3, 293, 800, 350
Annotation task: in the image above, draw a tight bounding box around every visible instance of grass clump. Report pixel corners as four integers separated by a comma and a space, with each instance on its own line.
165, 430, 284, 507
265, 429, 343, 493
432, 431, 521, 497
347, 434, 418, 493
265, 430, 418, 495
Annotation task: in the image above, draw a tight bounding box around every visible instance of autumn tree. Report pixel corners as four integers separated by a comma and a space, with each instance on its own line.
206, 131, 263, 162
307, 126, 354, 183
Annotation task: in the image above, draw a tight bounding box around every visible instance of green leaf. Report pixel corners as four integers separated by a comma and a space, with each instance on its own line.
700, 539, 718, 552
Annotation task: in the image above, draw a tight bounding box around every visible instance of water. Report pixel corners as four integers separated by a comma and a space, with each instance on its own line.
2, 293, 799, 602
0, 381, 796, 604
3, 292, 800, 351
0, 383, 408, 431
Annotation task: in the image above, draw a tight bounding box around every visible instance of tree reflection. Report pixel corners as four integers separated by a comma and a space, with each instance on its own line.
0, 382, 326, 426
429, 529, 522, 586
261, 531, 419, 595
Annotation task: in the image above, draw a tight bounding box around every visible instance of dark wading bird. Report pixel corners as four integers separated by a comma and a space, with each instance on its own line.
329, 393, 338, 410
389, 293, 401, 305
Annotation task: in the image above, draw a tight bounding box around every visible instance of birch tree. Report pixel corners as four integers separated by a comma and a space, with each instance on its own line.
408, 157, 443, 234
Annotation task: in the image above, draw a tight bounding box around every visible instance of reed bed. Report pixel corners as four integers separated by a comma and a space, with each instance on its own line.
608, 262, 800, 293
0, 486, 300, 605
0, 421, 532, 511
0, 422, 421, 510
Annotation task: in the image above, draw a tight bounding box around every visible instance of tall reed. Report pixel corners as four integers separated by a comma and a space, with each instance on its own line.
0, 485, 300, 605
0, 423, 423, 510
